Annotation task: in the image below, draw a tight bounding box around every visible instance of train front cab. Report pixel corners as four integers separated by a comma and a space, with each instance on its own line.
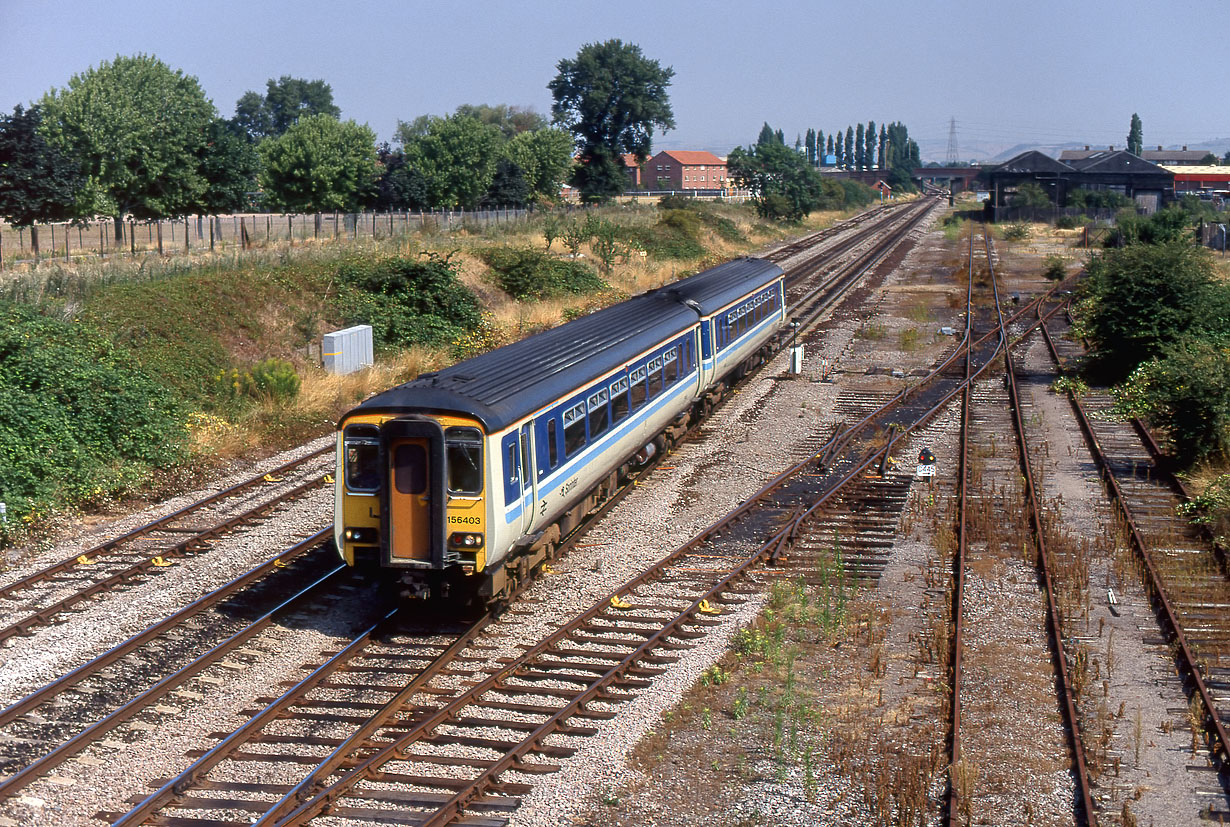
336, 413, 489, 598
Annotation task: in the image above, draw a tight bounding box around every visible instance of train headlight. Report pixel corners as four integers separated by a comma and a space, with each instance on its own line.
449, 532, 484, 549
343, 527, 378, 543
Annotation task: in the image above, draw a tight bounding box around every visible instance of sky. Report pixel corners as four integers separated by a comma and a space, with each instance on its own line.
2, 0, 1228, 163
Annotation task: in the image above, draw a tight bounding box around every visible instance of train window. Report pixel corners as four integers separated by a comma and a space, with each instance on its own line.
445, 427, 483, 496
610, 376, 630, 423
345, 436, 381, 493
629, 366, 647, 410
647, 357, 663, 398
547, 419, 558, 468
663, 347, 678, 384
393, 444, 427, 495
588, 389, 609, 438
564, 402, 587, 456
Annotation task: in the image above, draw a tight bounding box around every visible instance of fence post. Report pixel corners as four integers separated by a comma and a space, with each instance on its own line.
184, 218, 190, 252
315, 213, 321, 239
157, 221, 163, 256
130, 220, 136, 255
288, 214, 294, 246
100, 223, 105, 259
64, 222, 70, 261
0, 230, 4, 270
210, 216, 215, 251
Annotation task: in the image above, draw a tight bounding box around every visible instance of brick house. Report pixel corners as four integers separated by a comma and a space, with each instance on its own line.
621, 154, 644, 189
643, 150, 728, 191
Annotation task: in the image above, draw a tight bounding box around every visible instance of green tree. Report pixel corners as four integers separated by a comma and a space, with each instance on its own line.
549, 39, 675, 201
728, 137, 843, 221
827, 134, 834, 157
454, 103, 547, 138
816, 130, 825, 165
835, 131, 844, 167
258, 114, 378, 212
402, 113, 503, 209
374, 143, 428, 211
39, 54, 216, 239
757, 122, 777, 146
1199, 152, 1219, 165
1010, 181, 1051, 210
233, 76, 340, 141
855, 123, 865, 170
1080, 241, 1226, 380
878, 124, 887, 169
844, 126, 854, 169
1127, 113, 1143, 156
506, 127, 575, 199
805, 128, 816, 166
866, 121, 877, 168
0, 104, 83, 257
196, 119, 260, 214
483, 158, 530, 207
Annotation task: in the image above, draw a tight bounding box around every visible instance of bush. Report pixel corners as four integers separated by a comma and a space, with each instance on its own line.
1080, 242, 1227, 380
1042, 255, 1067, 280
1002, 223, 1030, 241
0, 302, 188, 525
479, 246, 606, 300
1114, 336, 1230, 464
215, 358, 301, 405
335, 251, 482, 349
1055, 215, 1083, 230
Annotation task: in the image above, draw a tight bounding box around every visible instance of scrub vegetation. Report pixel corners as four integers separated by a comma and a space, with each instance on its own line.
0, 198, 863, 544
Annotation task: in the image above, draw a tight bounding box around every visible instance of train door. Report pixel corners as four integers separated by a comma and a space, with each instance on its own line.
389, 438, 430, 560
382, 418, 446, 567
519, 423, 536, 534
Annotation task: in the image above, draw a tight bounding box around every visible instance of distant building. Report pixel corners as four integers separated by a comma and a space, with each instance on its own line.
621, 154, 645, 189
1162, 165, 1230, 195
1061, 144, 1210, 166
872, 180, 893, 198
985, 149, 1173, 213
643, 150, 728, 191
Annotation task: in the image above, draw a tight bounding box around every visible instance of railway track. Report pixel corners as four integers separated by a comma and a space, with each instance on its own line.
945, 230, 1096, 825
0, 447, 333, 642
66, 202, 944, 826
1037, 304, 1230, 821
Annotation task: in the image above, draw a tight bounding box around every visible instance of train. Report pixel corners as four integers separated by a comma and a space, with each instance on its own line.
334, 256, 787, 603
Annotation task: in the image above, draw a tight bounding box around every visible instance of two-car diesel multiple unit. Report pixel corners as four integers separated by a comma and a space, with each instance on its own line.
334, 257, 786, 603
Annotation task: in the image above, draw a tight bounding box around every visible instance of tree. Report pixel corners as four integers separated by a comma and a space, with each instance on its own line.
728, 131, 845, 221
835, 131, 844, 167
195, 119, 259, 214
805, 128, 816, 166
1081, 241, 1225, 380
757, 123, 777, 146
827, 134, 835, 157
454, 103, 547, 138
845, 126, 854, 169
1199, 152, 1219, 165
483, 159, 530, 207
506, 127, 575, 199
879, 124, 888, 170
855, 123, 865, 171
374, 143, 428, 211
867, 121, 877, 169
1127, 113, 1143, 156
40, 54, 216, 239
233, 76, 340, 141
1010, 182, 1052, 210
258, 114, 378, 212
402, 114, 503, 209
550, 39, 674, 201
817, 130, 825, 165
0, 104, 83, 256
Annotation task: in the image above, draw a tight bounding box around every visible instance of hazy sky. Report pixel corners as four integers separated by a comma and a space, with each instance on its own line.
2, 0, 1227, 162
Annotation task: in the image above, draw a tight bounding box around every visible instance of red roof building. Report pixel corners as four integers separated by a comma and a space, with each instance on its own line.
643, 150, 728, 191
621, 154, 644, 189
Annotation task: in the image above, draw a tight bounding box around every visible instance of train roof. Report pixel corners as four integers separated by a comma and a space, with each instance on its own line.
663, 257, 784, 315
346, 257, 783, 432
351, 291, 697, 431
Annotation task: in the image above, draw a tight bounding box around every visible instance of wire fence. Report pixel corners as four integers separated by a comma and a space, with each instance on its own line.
0, 208, 530, 270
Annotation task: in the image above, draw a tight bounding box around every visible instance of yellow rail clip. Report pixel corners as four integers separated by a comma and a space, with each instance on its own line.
698, 599, 721, 616
274, 558, 289, 568
323, 474, 335, 484
76, 555, 96, 565
263, 474, 283, 483
610, 595, 633, 610
541, 564, 556, 575
151, 556, 174, 567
